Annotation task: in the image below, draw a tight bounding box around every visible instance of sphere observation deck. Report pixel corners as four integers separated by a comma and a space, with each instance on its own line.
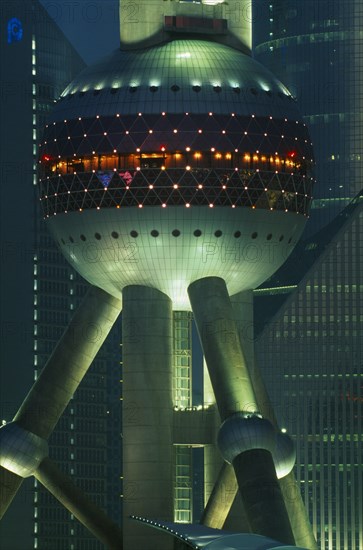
38, 40, 314, 308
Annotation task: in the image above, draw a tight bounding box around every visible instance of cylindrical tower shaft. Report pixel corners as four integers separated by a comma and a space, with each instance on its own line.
188, 277, 295, 545
202, 460, 247, 530
122, 285, 174, 550
0, 469, 23, 520
119, 0, 251, 52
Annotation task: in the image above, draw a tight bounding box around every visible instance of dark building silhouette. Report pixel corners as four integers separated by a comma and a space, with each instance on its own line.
256, 192, 363, 549
253, 0, 363, 233
0, 2, 121, 548
253, 4, 363, 547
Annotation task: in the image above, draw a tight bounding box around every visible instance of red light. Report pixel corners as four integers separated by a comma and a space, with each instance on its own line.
42, 154, 51, 162
161, 146, 166, 152
287, 151, 297, 158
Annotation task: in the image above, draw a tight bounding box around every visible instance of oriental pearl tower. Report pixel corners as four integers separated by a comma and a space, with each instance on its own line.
0, 1, 318, 549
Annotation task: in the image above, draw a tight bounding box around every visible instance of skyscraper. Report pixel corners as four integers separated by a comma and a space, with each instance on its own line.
0, 2, 122, 548
253, 3, 363, 548
253, 0, 363, 233
256, 192, 363, 549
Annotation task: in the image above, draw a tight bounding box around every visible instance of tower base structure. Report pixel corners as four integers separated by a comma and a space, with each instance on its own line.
122, 286, 174, 550
188, 277, 296, 546
0, 287, 123, 545
121, 278, 315, 547
200, 289, 318, 549
0, 280, 318, 548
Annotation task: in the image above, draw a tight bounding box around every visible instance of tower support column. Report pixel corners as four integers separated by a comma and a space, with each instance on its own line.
1, 286, 122, 521
14, 286, 122, 439
188, 277, 295, 545
232, 291, 318, 549
122, 286, 174, 550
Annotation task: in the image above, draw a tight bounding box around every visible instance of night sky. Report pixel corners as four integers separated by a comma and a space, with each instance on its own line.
39, 0, 120, 64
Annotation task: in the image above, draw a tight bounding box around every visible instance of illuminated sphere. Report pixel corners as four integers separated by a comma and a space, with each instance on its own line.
0, 423, 48, 478
274, 431, 296, 479
217, 414, 295, 479
217, 414, 276, 464
39, 40, 314, 308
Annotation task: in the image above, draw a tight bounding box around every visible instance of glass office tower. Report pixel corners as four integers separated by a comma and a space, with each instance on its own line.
256, 193, 362, 550
253, 3, 362, 548
0, 2, 122, 548
253, 0, 363, 233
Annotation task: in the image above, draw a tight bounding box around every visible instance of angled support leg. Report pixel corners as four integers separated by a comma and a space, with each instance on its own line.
0, 285, 122, 547
199, 290, 317, 549
35, 457, 123, 549
188, 277, 295, 545
201, 462, 241, 530
14, 286, 122, 439
0, 468, 23, 520
231, 291, 317, 550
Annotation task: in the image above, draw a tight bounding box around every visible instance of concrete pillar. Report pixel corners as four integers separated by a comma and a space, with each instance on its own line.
35, 457, 122, 549
188, 277, 258, 419
122, 286, 174, 550
1, 287, 121, 521
230, 291, 255, 391
0, 468, 22, 520
199, 292, 254, 532
232, 448, 291, 542
203, 358, 215, 407
14, 286, 122, 439
280, 473, 318, 550
223, 0, 252, 52
202, 444, 224, 527
188, 277, 295, 545
202, 459, 247, 530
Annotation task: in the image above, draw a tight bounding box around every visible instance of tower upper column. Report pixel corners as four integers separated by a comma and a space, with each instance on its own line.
119, 0, 252, 53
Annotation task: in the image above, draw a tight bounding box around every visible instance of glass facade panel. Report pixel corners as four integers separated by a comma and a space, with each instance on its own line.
256, 200, 363, 550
